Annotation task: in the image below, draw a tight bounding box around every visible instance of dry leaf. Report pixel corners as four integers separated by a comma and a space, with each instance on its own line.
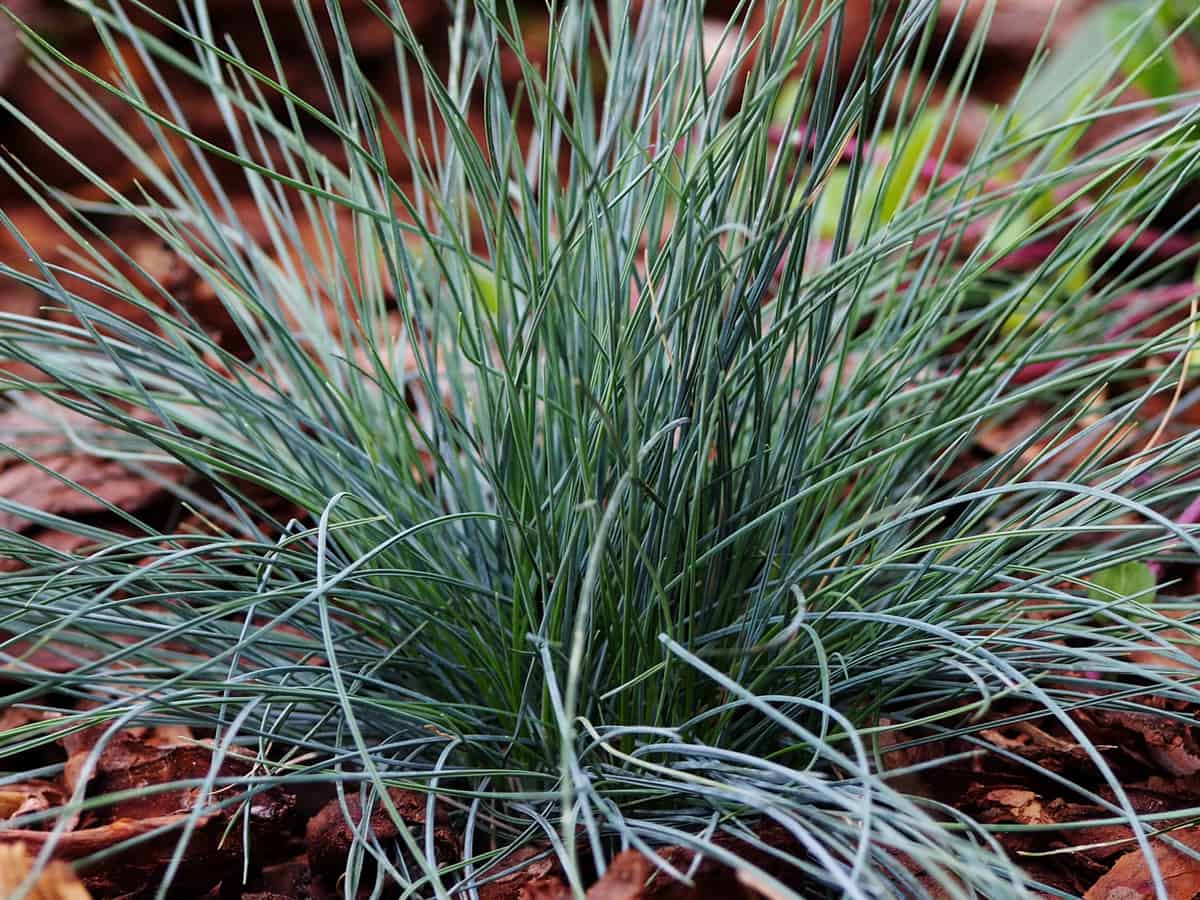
0, 842, 91, 900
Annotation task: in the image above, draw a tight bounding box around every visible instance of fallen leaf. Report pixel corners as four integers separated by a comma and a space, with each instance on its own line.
0, 841, 91, 900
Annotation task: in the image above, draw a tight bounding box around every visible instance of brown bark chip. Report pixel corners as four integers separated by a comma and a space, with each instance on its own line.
1077, 708, 1200, 778
477, 847, 559, 900
4, 800, 295, 899
587, 851, 650, 899
306, 788, 460, 885
0, 456, 172, 533
59, 718, 196, 799
2, 814, 227, 898
1085, 829, 1200, 899
0, 780, 66, 825
29, 710, 298, 897
519, 878, 572, 900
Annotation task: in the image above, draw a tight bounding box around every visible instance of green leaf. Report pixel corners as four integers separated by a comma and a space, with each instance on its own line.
470, 262, 499, 315
772, 77, 804, 127
1088, 561, 1157, 604
1106, 2, 1179, 99
879, 112, 940, 225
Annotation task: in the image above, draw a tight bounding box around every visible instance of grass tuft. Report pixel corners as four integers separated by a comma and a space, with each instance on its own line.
1, 0, 1200, 896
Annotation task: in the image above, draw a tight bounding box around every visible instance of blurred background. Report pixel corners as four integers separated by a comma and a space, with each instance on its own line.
0, 0, 1194, 355
0, 0, 1127, 200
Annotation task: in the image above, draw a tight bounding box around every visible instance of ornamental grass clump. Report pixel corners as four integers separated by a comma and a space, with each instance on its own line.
0, 0, 1199, 897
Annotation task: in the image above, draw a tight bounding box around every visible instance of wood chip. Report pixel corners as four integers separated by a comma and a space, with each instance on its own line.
1085, 829, 1200, 899
0, 455, 172, 533
587, 851, 650, 899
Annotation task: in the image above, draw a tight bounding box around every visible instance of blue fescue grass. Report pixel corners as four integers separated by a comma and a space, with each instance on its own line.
0, 0, 1199, 896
